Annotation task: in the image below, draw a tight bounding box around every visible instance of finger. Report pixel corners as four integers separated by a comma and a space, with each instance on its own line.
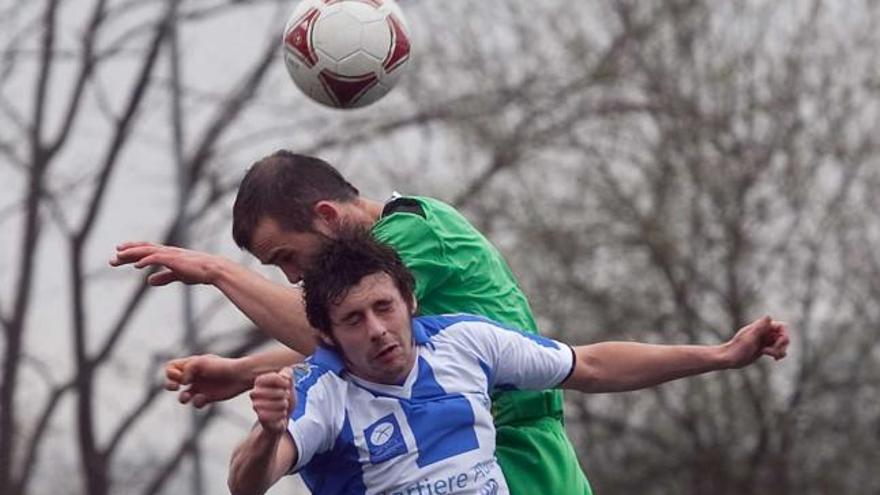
164, 378, 181, 391
114, 245, 162, 265
280, 369, 293, 388
109, 243, 152, 266
250, 387, 291, 401
255, 373, 290, 389
250, 386, 291, 404
775, 322, 790, 338
773, 335, 791, 356
134, 253, 166, 270
255, 405, 289, 417
148, 270, 180, 286
116, 241, 155, 250
166, 363, 183, 380
762, 337, 789, 359
279, 367, 293, 380
181, 360, 199, 385
253, 399, 290, 412
762, 347, 783, 359
179, 390, 193, 404
193, 394, 209, 409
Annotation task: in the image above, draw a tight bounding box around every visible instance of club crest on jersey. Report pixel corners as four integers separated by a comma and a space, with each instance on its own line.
364, 413, 407, 463
292, 363, 316, 385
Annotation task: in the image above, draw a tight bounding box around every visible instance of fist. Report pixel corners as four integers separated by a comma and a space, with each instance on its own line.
725, 316, 790, 368
250, 368, 295, 434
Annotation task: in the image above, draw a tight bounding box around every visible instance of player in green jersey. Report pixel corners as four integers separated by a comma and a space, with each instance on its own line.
112, 150, 591, 494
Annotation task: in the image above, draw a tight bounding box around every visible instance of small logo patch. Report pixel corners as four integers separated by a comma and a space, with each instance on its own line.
292, 363, 315, 385
364, 413, 407, 463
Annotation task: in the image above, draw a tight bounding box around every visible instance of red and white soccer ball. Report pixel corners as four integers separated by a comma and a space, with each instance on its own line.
282, 0, 412, 109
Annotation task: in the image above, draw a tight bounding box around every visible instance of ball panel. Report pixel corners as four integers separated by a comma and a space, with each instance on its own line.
317, 69, 380, 108
382, 13, 410, 73
336, 50, 382, 77
313, 9, 364, 61
283, 7, 321, 68
360, 16, 392, 61
284, 50, 320, 93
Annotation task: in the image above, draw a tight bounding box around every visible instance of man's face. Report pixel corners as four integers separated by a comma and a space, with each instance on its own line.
250, 216, 331, 284
325, 272, 416, 385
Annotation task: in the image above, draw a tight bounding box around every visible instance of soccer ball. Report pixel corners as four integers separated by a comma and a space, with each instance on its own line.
282, 0, 412, 109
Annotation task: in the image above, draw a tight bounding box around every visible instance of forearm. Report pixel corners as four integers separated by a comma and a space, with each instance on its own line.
565, 342, 730, 393
209, 260, 317, 355
228, 427, 293, 495
236, 346, 306, 388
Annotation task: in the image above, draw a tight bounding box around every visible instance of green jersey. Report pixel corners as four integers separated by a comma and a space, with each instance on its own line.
372, 196, 592, 495
372, 196, 538, 334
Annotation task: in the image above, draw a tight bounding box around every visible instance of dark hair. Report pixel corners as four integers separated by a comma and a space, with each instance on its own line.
232, 150, 359, 250
302, 229, 415, 335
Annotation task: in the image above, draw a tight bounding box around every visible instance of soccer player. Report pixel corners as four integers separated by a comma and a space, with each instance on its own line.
111, 151, 593, 494
228, 231, 789, 495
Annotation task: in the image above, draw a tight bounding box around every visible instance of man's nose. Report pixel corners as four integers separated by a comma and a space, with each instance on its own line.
364, 312, 387, 340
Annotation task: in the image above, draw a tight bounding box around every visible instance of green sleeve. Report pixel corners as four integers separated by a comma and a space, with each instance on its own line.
372, 212, 453, 303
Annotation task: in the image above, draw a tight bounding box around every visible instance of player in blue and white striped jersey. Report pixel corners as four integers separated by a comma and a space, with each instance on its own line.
228, 231, 789, 495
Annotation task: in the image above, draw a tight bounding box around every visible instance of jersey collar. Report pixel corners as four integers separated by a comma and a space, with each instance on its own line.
310, 317, 428, 375
411, 318, 431, 345
311, 345, 345, 374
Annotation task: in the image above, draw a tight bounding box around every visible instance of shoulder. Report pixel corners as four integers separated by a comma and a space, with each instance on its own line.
415, 314, 562, 351
414, 314, 509, 346
372, 197, 446, 252
291, 358, 351, 426
373, 196, 466, 231
293, 360, 332, 390
292, 355, 345, 401
380, 196, 429, 218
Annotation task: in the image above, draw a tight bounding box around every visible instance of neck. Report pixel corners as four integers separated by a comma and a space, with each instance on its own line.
356, 197, 385, 225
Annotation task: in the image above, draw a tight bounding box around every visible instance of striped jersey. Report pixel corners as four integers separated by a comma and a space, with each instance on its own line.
286, 314, 576, 495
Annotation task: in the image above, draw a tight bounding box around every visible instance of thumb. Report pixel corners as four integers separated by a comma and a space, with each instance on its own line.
280, 367, 295, 415
279, 367, 293, 381
181, 359, 200, 385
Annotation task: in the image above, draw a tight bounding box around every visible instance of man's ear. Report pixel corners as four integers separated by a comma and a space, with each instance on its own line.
313, 201, 341, 229
317, 332, 336, 348
409, 293, 418, 315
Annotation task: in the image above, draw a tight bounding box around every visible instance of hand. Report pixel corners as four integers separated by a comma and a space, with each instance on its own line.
250, 368, 295, 434
722, 316, 790, 368
165, 354, 254, 408
110, 241, 225, 286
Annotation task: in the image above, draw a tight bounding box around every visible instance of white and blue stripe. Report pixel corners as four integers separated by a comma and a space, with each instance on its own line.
287, 314, 574, 495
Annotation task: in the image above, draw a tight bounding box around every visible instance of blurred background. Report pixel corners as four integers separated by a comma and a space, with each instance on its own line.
2, 0, 879, 494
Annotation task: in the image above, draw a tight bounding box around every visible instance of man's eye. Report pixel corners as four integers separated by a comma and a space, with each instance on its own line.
375, 301, 392, 312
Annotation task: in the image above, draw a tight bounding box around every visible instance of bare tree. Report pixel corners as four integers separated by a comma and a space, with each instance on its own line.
0, 0, 371, 493
3, 1, 878, 494
0, 1, 569, 493
436, 2, 880, 494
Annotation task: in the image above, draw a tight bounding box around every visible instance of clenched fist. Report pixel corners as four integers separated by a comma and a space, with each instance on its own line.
249, 368, 295, 434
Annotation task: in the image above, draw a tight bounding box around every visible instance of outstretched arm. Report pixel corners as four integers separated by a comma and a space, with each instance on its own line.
561, 316, 789, 393
110, 242, 317, 355
164, 346, 304, 407
228, 368, 298, 495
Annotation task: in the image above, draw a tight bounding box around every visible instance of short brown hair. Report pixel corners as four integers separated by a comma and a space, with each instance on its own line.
302, 229, 415, 335
232, 151, 359, 250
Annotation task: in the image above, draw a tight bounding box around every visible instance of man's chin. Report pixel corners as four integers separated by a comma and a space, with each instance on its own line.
376, 355, 413, 384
